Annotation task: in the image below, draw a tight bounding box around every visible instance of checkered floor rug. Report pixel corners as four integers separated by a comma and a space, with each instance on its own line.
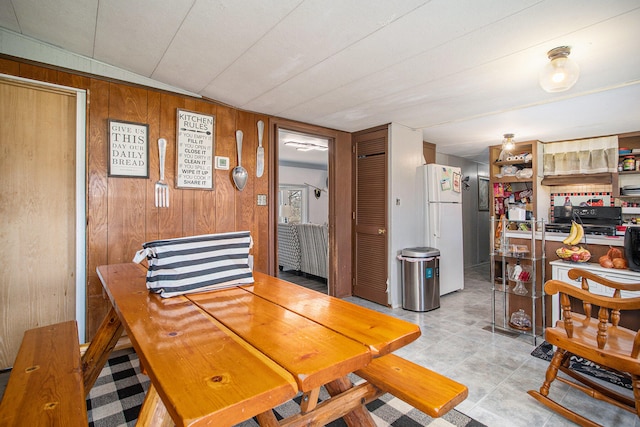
87, 348, 484, 427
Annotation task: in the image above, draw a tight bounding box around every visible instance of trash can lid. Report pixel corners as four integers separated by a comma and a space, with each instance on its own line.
401, 247, 440, 258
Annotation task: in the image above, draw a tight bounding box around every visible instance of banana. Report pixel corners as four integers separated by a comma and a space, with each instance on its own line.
563, 221, 578, 245
569, 221, 584, 245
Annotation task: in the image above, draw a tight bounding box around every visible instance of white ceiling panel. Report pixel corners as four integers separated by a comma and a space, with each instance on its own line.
10, 0, 98, 56
424, 83, 640, 162
243, 0, 542, 114
1, 0, 639, 163
0, 1, 20, 32
203, 0, 430, 106
94, 0, 193, 77
280, 2, 640, 135
278, 1, 639, 127
153, 0, 303, 95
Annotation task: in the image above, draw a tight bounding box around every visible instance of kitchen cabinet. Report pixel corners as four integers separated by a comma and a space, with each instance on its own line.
613, 131, 640, 199
423, 140, 436, 164
490, 217, 545, 344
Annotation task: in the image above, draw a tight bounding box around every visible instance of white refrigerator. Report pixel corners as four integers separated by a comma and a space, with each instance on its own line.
422, 164, 464, 295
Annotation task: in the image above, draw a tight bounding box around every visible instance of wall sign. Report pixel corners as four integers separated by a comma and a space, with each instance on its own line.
453, 172, 461, 193
176, 109, 215, 189
108, 119, 149, 178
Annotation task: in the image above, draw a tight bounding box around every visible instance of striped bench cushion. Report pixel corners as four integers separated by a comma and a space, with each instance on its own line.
133, 231, 254, 298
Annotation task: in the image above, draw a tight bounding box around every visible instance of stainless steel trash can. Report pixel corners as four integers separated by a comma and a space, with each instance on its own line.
399, 247, 440, 312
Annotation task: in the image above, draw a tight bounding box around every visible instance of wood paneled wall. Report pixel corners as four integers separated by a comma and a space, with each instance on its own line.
0, 57, 273, 339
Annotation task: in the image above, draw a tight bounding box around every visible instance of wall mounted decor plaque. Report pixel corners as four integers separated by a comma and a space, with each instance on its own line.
176, 109, 215, 189
108, 119, 149, 178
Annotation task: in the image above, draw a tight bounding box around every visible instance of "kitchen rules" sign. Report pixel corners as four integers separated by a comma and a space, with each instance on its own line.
176, 109, 215, 189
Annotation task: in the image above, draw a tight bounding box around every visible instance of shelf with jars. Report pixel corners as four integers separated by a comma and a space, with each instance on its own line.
614, 132, 640, 197
490, 216, 546, 344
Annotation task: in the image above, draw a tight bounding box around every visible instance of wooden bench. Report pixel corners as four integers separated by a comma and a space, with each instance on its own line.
0, 320, 88, 426
356, 353, 468, 418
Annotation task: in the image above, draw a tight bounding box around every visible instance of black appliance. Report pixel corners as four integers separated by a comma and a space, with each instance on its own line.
545, 206, 622, 236
624, 226, 640, 271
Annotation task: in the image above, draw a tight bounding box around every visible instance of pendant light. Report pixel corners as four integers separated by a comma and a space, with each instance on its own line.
539, 46, 580, 93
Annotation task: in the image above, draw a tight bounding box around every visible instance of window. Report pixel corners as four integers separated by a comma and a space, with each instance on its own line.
279, 184, 308, 223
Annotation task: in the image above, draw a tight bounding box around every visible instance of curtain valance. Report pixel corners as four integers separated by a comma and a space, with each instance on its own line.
542, 136, 618, 176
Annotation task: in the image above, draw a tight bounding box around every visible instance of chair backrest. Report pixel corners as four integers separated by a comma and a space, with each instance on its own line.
545, 268, 640, 356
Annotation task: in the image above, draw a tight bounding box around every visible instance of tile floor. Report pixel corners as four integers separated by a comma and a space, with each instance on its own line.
281, 264, 639, 427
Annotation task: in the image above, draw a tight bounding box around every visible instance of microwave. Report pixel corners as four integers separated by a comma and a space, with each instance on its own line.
624, 226, 640, 272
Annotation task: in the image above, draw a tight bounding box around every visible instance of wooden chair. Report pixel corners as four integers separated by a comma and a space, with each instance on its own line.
528, 268, 640, 427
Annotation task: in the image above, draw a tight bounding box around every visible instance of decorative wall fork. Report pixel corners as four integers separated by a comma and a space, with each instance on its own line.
155, 138, 169, 207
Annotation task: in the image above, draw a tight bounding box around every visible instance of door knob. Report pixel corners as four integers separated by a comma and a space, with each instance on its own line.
378, 228, 386, 235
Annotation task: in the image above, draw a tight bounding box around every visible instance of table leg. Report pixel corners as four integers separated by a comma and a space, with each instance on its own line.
325, 376, 376, 427
81, 306, 124, 394
276, 381, 380, 427
136, 383, 174, 427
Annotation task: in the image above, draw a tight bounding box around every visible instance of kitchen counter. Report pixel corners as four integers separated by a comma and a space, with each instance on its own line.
504, 230, 624, 247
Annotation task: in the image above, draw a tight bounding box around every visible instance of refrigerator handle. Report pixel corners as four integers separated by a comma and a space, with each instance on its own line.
435, 203, 441, 238
429, 203, 441, 239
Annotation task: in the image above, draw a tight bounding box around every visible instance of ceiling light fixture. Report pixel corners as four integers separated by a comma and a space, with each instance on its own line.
539, 46, 580, 93
284, 141, 328, 151
502, 133, 515, 152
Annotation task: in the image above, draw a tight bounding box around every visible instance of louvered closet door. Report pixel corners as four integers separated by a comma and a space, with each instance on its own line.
353, 127, 388, 305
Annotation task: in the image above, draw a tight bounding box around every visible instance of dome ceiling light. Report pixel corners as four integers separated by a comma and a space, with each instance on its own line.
539, 46, 580, 93
502, 133, 515, 152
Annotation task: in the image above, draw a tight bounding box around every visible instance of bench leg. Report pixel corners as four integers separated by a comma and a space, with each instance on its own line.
81, 306, 124, 394
325, 376, 376, 427
300, 387, 320, 413
136, 383, 174, 427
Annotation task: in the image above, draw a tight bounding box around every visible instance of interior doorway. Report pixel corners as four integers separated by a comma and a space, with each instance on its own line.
276, 128, 329, 293
269, 118, 352, 298
0, 75, 86, 368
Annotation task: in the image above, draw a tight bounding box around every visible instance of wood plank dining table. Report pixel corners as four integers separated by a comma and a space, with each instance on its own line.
84, 263, 422, 427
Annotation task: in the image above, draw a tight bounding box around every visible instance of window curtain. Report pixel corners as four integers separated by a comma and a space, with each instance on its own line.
543, 136, 618, 176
